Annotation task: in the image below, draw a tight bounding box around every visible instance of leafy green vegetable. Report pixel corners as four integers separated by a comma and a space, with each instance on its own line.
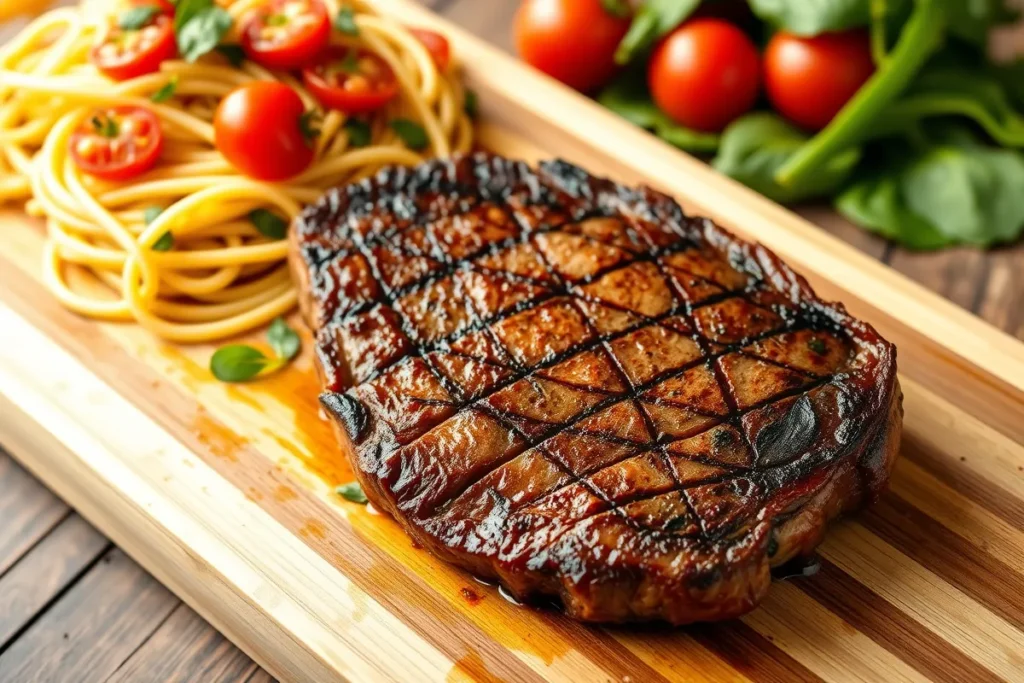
597, 74, 719, 152
334, 7, 359, 35
336, 482, 368, 504
837, 128, 1024, 249
248, 208, 288, 240
946, 0, 1019, 46
210, 345, 279, 382
215, 44, 246, 66
143, 206, 164, 225
91, 114, 118, 138
747, 0, 874, 35
119, 5, 159, 30
994, 60, 1024, 112
390, 118, 428, 150
175, 0, 232, 63
876, 67, 1024, 147
713, 113, 860, 203
267, 317, 300, 361
343, 118, 371, 147
614, 0, 700, 65
150, 76, 178, 103
151, 232, 175, 251
776, 0, 946, 187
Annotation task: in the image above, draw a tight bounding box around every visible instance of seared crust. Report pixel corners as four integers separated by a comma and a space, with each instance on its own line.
289, 153, 902, 624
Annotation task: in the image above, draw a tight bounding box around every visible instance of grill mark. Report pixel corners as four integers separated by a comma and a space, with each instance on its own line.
798, 560, 1002, 683
861, 493, 1024, 632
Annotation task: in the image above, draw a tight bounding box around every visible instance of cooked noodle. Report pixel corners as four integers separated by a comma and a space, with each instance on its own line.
0, 0, 473, 341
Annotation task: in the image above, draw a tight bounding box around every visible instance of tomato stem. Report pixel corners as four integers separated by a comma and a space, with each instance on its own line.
775, 0, 945, 188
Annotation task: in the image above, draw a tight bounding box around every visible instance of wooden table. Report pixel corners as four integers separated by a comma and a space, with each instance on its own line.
1, 1, 1021, 681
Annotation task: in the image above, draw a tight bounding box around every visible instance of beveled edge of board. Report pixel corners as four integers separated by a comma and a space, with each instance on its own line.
372, 0, 1024, 395
0, 302, 458, 683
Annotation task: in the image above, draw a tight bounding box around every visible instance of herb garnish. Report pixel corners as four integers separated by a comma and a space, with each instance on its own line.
215, 44, 246, 67
298, 110, 321, 145
143, 206, 174, 250
248, 208, 288, 240
119, 5, 160, 30
343, 118, 371, 147
150, 76, 178, 103
463, 89, 478, 119
336, 482, 368, 504
174, 0, 233, 63
390, 118, 428, 150
209, 317, 301, 382
334, 7, 359, 36
807, 337, 827, 354
91, 114, 119, 138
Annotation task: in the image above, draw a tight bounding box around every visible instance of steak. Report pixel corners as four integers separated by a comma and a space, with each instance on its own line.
289, 153, 902, 624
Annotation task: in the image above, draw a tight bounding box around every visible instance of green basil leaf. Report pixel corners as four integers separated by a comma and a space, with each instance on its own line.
150, 76, 178, 103
343, 118, 372, 147
176, 3, 232, 63
615, 0, 700, 65
267, 317, 300, 361
119, 5, 160, 30
215, 43, 246, 66
600, 0, 630, 19
92, 114, 119, 138
336, 482, 368, 504
597, 73, 719, 152
142, 205, 164, 225
463, 89, 478, 119
334, 7, 359, 35
713, 112, 860, 204
152, 232, 175, 251
210, 345, 275, 382
390, 118, 428, 150
248, 208, 288, 240
299, 110, 321, 145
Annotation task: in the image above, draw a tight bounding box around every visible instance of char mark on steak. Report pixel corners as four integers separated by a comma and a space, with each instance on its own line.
289, 153, 902, 625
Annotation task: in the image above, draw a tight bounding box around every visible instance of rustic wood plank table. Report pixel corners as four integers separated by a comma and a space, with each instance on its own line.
1, 1, 1021, 681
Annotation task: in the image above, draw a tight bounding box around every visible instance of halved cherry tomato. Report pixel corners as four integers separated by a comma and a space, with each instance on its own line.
90, 1, 176, 81
302, 47, 399, 113
408, 27, 450, 71
241, 0, 330, 70
69, 106, 164, 181
214, 82, 314, 181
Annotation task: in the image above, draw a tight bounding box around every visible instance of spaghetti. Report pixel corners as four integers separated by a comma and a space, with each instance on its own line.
0, 0, 473, 342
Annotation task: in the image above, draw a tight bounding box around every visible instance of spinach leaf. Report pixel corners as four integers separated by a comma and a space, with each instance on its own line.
837, 129, 1024, 249
877, 67, 1024, 147
747, 0, 874, 35
597, 74, 719, 152
713, 113, 860, 203
175, 0, 232, 62
267, 317, 300, 361
945, 0, 1019, 46
993, 60, 1024, 112
614, 0, 700, 65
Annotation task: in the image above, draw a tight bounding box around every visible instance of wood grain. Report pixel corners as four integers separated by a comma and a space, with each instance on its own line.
0, 2, 1021, 682
0, 451, 69, 576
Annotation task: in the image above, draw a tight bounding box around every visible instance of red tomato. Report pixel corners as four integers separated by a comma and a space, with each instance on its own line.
764, 30, 875, 131
408, 27, 451, 72
214, 82, 314, 181
513, 0, 630, 93
69, 106, 164, 181
90, 2, 176, 81
302, 47, 399, 113
241, 0, 330, 70
647, 18, 760, 132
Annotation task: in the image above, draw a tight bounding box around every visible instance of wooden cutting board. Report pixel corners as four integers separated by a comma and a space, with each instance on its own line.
1, 2, 1023, 681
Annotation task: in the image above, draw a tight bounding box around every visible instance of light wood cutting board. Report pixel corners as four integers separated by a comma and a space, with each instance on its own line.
1, 1, 1023, 681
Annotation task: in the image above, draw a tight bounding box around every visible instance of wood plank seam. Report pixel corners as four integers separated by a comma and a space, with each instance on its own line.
0, 541, 114, 656
0, 504, 73, 584
103, 598, 184, 682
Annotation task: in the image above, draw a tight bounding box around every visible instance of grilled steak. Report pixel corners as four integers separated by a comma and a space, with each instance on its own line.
290, 153, 902, 624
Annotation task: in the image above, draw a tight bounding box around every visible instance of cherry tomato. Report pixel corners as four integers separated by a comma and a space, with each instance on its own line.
241, 0, 330, 70
513, 0, 630, 93
302, 47, 399, 113
408, 27, 451, 72
647, 18, 760, 132
69, 106, 164, 181
214, 82, 314, 181
764, 30, 875, 131
90, 1, 176, 81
